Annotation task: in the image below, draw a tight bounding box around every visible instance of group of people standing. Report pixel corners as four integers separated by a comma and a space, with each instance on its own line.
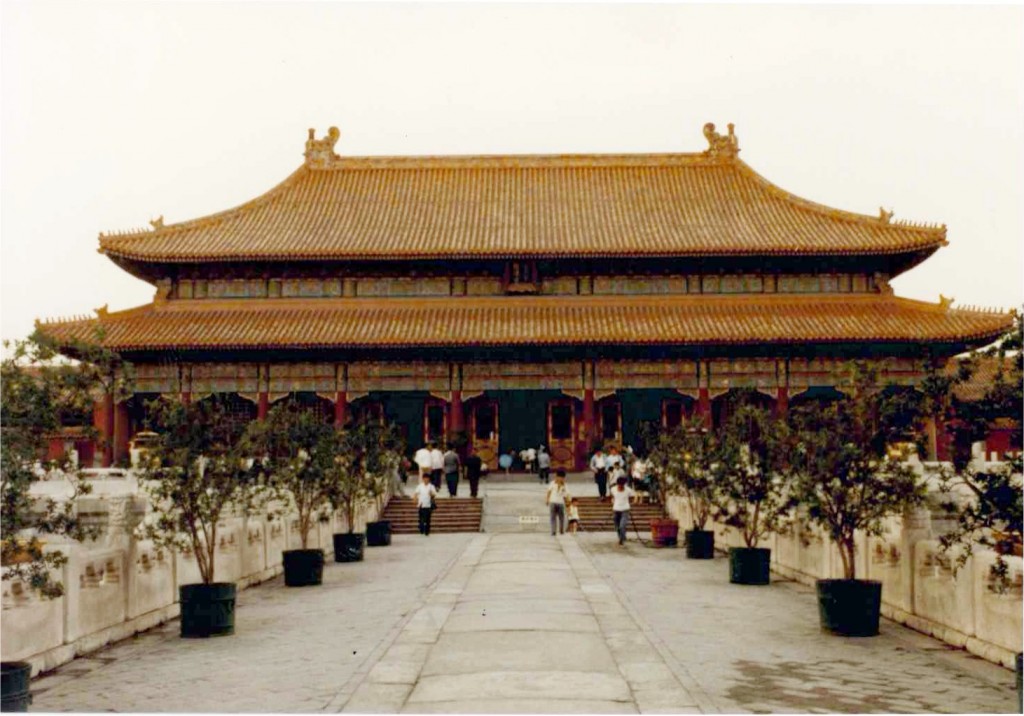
545, 465, 637, 546
410, 442, 484, 536
588, 445, 628, 497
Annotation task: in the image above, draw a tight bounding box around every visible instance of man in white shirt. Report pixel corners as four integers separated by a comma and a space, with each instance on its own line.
411, 473, 439, 536
413, 444, 432, 480
610, 475, 636, 546
590, 449, 608, 498
429, 443, 444, 489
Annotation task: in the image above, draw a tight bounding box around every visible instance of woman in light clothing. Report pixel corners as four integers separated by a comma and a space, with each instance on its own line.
610, 475, 635, 546
545, 470, 571, 536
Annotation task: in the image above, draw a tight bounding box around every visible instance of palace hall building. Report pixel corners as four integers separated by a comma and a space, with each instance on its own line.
41, 123, 1013, 470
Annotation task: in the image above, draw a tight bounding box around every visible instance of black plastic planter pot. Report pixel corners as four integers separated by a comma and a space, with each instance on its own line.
816, 579, 882, 637
366, 520, 392, 547
333, 533, 365, 562
283, 548, 325, 587
179, 582, 236, 638
684, 530, 715, 559
729, 547, 771, 585
1, 661, 32, 712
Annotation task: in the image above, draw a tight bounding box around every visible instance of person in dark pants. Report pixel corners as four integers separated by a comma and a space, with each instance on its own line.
443, 447, 461, 497
412, 473, 438, 536
464, 452, 483, 498
537, 446, 551, 484
590, 448, 608, 498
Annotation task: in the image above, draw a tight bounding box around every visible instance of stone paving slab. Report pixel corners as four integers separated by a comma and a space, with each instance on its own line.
421, 631, 618, 674
443, 610, 600, 633
408, 670, 634, 703
400, 698, 638, 713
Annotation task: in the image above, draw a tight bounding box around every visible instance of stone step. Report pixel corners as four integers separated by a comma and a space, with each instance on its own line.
382, 496, 483, 534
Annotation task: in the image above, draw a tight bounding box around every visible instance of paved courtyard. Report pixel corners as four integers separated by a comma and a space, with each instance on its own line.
28, 479, 1019, 714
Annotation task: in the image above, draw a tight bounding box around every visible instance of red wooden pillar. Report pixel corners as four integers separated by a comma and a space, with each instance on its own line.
582, 388, 595, 453
95, 393, 114, 467
450, 390, 464, 432
696, 388, 712, 429
334, 391, 347, 427
113, 401, 130, 465
935, 413, 952, 462
257, 392, 269, 420
775, 386, 789, 419
181, 390, 191, 406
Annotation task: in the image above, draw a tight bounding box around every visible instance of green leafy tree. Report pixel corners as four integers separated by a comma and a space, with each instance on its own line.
648, 414, 721, 530
1, 332, 130, 597
937, 455, 1022, 592
327, 422, 402, 534
713, 405, 797, 548
790, 363, 927, 580
138, 397, 268, 584
946, 312, 1023, 467
246, 404, 338, 550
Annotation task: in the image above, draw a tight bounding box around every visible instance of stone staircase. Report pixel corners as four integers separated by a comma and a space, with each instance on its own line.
573, 497, 668, 532
382, 496, 483, 534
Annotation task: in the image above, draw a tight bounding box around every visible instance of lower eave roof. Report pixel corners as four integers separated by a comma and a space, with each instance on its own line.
37, 294, 1012, 353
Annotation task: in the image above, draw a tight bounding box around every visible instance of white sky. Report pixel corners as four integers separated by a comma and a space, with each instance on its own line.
2, 2, 1022, 343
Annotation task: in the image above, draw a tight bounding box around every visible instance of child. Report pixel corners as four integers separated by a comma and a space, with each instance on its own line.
567, 498, 581, 534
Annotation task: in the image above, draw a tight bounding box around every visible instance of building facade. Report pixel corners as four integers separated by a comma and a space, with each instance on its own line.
42, 123, 1013, 469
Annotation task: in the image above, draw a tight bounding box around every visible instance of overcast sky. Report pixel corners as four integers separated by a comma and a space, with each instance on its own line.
2, 2, 1022, 343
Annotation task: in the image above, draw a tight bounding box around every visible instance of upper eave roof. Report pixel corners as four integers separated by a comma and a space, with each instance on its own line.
37, 294, 1011, 353
96, 127, 948, 265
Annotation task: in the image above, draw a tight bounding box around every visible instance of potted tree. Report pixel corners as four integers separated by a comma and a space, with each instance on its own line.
365, 424, 403, 547
327, 422, 397, 562
649, 415, 720, 557
248, 404, 336, 586
790, 363, 927, 636
713, 405, 795, 585
139, 397, 268, 637
1, 333, 123, 710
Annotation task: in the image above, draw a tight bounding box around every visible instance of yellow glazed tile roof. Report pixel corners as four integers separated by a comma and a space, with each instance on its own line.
38, 294, 1010, 352
945, 355, 1018, 402
97, 128, 947, 262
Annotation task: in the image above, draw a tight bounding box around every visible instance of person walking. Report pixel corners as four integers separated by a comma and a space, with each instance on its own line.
414, 443, 432, 480
537, 446, 551, 484
443, 446, 461, 497
429, 443, 444, 489
611, 475, 636, 546
546, 470, 571, 536
412, 473, 438, 536
590, 448, 608, 498
464, 452, 483, 498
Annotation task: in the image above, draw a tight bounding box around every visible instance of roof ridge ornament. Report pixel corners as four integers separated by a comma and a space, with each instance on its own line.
304, 126, 341, 168
703, 122, 739, 159
878, 207, 894, 223
150, 216, 164, 230
939, 294, 954, 310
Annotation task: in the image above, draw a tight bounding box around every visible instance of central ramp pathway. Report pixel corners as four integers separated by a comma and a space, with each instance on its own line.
339, 533, 706, 713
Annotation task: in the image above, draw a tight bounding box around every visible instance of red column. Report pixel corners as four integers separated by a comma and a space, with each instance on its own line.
935, 413, 952, 462
450, 390, 464, 432
95, 393, 114, 467
334, 391, 347, 427
775, 386, 789, 419
181, 391, 191, 406
581, 388, 595, 459
697, 388, 712, 429
257, 392, 269, 420
113, 401, 130, 465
